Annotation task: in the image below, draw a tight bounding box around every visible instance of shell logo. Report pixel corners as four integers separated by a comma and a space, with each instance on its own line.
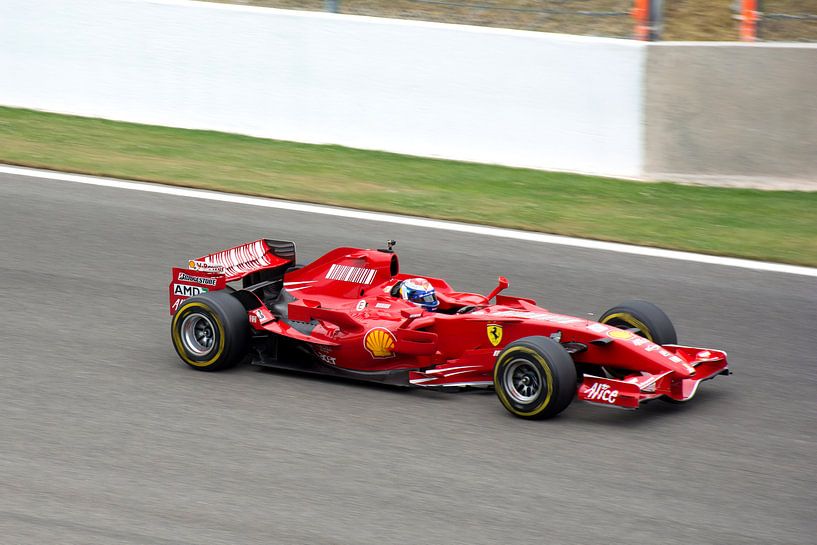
364, 327, 396, 358
607, 329, 634, 340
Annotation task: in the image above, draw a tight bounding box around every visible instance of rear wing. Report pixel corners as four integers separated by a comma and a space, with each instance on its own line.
170, 239, 295, 315
191, 239, 295, 282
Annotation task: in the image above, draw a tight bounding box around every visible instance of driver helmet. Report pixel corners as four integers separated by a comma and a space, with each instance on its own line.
399, 278, 439, 311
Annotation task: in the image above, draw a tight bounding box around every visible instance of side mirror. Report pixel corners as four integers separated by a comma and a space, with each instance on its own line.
399, 307, 425, 329
486, 276, 509, 302
400, 308, 425, 320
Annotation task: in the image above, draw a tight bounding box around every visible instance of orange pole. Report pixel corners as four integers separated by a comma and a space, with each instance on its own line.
632, 0, 650, 41
740, 0, 760, 41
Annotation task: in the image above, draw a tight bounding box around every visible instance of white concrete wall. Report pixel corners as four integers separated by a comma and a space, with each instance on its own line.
0, 0, 646, 177
645, 43, 817, 183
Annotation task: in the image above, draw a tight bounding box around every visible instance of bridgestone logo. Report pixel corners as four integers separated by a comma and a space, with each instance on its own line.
178, 272, 218, 286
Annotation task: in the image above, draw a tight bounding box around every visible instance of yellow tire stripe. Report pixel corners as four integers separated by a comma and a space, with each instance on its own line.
171, 301, 226, 367
494, 346, 554, 417
600, 312, 653, 342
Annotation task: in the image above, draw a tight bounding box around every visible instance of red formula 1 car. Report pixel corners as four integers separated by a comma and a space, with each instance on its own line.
169, 239, 729, 419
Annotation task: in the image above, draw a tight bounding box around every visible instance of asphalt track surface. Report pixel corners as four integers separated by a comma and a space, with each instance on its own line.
1, 171, 815, 545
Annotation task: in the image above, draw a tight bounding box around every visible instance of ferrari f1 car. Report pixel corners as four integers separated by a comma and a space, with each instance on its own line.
169, 239, 729, 419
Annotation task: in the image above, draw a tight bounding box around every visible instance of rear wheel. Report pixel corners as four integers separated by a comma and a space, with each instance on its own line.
171, 291, 250, 371
494, 336, 577, 420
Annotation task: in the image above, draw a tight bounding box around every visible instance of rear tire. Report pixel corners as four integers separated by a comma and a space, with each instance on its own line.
494, 336, 577, 420
171, 291, 250, 371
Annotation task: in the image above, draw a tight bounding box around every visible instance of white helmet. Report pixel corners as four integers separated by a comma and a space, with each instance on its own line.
399, 278, 439, 311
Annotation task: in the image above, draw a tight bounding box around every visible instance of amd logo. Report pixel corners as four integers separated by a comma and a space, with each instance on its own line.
173, 284, 209, 297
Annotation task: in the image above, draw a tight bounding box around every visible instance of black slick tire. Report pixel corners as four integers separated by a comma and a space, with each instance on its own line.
171, 291, 250, 371
599, 300, 677, 345
494, 336, 577, 420
599, 300, 683, 402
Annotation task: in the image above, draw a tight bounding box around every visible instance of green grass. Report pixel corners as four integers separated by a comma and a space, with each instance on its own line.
1, 106, 815, 266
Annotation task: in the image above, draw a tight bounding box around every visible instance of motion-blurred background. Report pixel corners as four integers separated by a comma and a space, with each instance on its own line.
1, 2, 816, 545
209, 0, 817, 41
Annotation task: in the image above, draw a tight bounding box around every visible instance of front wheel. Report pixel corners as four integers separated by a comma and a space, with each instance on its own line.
171, 291, 250, 371
599, 300, 681, 401
494, 336, 577, 420
599, 300, 677, 345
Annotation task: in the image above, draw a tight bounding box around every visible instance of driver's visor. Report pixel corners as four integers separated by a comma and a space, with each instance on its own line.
411, 292, 437, 304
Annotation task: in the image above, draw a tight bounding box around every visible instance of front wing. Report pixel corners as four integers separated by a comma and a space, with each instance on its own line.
408, 344, 729, 409
577, 345, 729, 408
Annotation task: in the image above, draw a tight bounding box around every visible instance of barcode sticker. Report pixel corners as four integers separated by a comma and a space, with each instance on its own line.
326, 264, 376, 284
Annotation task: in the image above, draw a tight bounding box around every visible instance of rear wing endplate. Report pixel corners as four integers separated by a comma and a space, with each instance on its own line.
169, 239, 295, 314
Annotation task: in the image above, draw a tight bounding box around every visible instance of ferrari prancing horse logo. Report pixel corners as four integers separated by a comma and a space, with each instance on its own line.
487, 324, 503, 347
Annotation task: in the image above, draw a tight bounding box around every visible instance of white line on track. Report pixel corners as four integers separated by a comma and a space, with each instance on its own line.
2, 164, 815, 277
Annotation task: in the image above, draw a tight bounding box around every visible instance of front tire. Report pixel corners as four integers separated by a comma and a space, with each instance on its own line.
599, 301, 680, 400
171, 291, 250, 371
494, 336, 577, 420
599, 300, 677, 345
